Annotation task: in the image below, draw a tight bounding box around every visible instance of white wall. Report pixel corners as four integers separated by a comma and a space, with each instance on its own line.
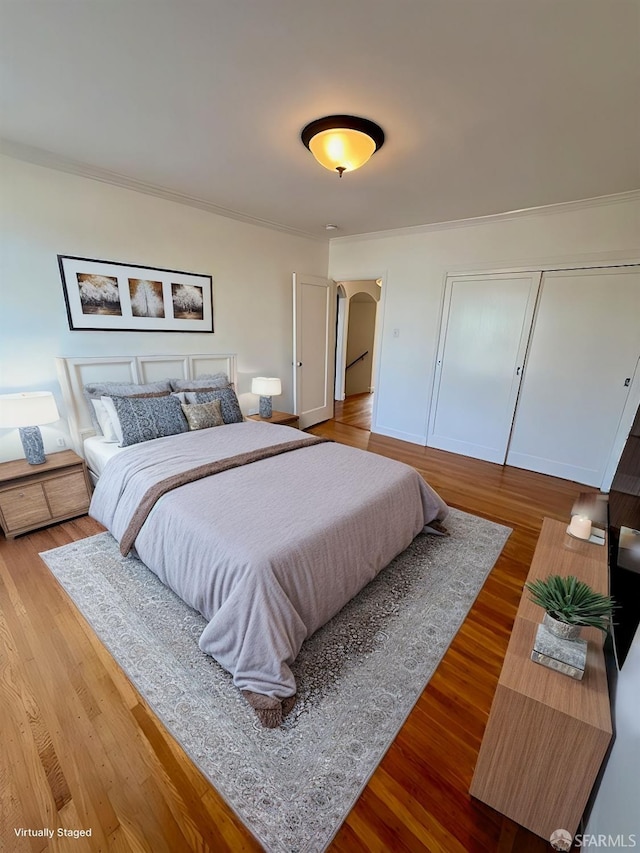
329, 195, 640, 444
345, 298, 376, 396
584, 624, 640, 845
0, 155, 328, 461
2, 157, 637, 463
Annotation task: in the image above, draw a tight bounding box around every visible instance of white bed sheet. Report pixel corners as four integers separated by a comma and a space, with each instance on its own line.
84, 435, 125, 477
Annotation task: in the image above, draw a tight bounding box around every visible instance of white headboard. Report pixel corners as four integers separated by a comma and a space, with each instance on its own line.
56, 353, 238, 455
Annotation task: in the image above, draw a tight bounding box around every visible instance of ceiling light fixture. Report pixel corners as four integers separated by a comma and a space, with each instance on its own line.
301, 115, 385, 178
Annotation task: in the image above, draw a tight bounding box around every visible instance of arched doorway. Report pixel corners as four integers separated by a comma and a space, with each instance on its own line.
335, 280, 381, 430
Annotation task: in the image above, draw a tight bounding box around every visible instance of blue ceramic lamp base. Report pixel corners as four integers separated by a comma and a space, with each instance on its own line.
259, 396, 273, 419
19, 425, 46, 464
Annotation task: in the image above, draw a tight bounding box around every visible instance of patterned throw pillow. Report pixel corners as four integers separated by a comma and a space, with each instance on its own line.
170, 373, 229, 392
181, 399, 224, 430
194, 385, 244, 424
110, 394, 188, 446
83, 380, 173, 434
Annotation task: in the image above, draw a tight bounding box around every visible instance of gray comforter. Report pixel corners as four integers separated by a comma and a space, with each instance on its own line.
90, 421, 448, 706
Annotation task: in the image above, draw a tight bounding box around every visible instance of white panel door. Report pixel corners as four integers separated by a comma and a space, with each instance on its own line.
292, 273, 336, 429
506, 266, 640, 487
428, 272, 541, 463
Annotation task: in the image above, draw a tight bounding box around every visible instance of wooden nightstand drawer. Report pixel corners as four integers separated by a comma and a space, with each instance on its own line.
44, 471, 90, 516
0, 450, 92, 538
0, 482, 51, 530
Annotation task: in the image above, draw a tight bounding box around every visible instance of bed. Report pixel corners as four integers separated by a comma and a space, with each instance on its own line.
56, 354, 449, 727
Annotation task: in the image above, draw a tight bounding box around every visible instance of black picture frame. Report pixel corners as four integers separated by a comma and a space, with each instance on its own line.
58, 255, 214, 333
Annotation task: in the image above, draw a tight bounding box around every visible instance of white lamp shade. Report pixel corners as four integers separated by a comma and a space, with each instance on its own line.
251, 377, 281, 397
0, 392, 60, 428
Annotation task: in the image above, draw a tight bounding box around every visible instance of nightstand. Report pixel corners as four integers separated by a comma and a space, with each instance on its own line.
246, 410, 299, 429
0, 450, 92, 539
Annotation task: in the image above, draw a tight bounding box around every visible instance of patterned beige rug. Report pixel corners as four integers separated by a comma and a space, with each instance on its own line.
40, 508, 510, 853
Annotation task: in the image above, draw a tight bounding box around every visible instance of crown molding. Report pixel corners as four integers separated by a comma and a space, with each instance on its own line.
0, 138, 326, 243
330, 189, 640, 243
3, 138, 638, 245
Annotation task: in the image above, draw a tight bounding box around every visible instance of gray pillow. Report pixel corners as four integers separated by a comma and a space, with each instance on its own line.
83, 380, 173, 434
194, 385, 243, 424
170, 373, 229, 392
110, 394, 188, 446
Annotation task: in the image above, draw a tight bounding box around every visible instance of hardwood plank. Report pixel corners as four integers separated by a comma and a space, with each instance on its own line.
1, 555, 120, 848
1, 405, 592, 852
333, 392, 373, 431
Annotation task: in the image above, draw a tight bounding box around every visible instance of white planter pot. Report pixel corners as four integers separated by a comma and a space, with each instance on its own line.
543, 612, 581, 641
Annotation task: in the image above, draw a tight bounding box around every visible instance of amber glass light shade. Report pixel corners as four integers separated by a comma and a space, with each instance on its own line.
308, 128, 377, 174
301, 115, 385, 177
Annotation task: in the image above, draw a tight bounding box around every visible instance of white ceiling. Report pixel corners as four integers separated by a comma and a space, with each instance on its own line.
1, 0, 639, 239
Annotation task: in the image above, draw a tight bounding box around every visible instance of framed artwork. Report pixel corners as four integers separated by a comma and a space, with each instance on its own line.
58, 255, 214, 333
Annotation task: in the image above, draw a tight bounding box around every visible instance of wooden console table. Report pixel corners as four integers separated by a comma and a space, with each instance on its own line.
470, 517, 612, 840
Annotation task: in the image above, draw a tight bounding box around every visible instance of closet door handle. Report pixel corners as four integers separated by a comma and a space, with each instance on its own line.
516, 366, 521, 376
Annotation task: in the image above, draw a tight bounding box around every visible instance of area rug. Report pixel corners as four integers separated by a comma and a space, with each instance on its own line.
40, 508, 511, 852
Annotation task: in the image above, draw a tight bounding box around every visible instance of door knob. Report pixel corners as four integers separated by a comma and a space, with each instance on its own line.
295, 362, 302, 367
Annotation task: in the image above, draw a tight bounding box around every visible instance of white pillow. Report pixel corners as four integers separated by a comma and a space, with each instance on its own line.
99, 396, 124, 445
91, 398, 119, 443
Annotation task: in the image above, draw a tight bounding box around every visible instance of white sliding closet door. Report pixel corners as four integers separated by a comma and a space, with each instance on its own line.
506, 267, 640, 487
428, 273, 540, 463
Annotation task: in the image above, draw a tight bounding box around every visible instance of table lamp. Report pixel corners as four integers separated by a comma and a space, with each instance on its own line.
251, 377, 281, 419
0, 391, 60, 464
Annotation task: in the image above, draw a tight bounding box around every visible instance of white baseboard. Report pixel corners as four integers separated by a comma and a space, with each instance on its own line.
506, 451, 600, 487
372, 425, 426, 445
427, 434, 506, 464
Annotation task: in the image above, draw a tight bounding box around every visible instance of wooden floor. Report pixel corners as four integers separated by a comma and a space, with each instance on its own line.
334, 391, 373, 431
0, 400, 596, 852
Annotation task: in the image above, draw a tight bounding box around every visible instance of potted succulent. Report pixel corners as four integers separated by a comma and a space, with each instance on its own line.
525, 574, 614, 640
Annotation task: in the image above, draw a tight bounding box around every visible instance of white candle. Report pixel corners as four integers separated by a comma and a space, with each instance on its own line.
569, 514, 592, 540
